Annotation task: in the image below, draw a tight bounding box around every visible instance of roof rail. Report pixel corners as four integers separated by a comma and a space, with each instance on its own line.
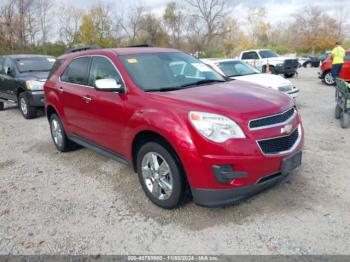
126, 44, 154, 48
64, 45, 101, 54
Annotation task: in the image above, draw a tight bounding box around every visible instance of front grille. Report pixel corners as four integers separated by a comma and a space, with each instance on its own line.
258, 127, 299, 154
249, 108, 295, 129
284, 59, 299, 70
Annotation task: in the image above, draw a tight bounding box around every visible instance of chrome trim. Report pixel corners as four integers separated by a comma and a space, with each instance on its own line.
58, 54, 127, 92
249, 108, 296, 131
256, 124, 302, 156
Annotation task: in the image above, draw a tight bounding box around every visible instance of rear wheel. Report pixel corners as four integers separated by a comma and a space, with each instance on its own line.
19, 93, 37, 119
136, 141, 187, 209
335, 105, 342, 119
0, 101, 4, 111
323, 71, 335, 86
340, 112, 350, 129
49, 114, 76, 152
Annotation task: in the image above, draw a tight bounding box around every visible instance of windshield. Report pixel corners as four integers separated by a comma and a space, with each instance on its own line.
120, 52, 225, 91
259, 50, 279, 59
217, 61, 260, 77
15, 57, 56, 73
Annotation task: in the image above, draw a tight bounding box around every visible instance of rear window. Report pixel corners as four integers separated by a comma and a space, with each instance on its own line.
60, 57, 91, 85
15, 57, 56, 73
48, 59, 63, 79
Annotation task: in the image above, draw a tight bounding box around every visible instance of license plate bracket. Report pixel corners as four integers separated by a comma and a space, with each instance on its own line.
282, 151, 302, 175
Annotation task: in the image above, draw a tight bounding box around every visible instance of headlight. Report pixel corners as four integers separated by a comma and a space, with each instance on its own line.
189, 111, 245, 142
26, 80, 44, 91
278, 85, 293, 92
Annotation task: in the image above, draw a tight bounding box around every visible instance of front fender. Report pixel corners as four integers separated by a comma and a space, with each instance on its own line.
124, 107, 203, 187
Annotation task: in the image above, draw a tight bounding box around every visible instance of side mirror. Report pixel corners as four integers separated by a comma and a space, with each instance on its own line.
95, 78, 123, 92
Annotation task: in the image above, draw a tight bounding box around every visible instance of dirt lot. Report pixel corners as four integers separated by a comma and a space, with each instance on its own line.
0, 68, 349, 255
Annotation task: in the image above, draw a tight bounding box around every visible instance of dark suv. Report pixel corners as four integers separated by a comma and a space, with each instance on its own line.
0, 55, 56, 119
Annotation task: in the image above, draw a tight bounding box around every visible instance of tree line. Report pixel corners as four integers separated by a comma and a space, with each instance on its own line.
0, 0, 349, 57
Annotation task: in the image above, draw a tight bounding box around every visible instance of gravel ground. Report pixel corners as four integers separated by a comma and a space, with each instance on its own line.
0, 68, 349, 255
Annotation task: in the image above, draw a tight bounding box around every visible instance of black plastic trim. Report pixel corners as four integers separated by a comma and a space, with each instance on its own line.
69, 135, 130, 166
212, 165, 248, 184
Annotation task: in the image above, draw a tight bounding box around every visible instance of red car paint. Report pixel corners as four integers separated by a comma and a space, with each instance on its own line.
44, 48, 304, 206
320, 50, 350, 81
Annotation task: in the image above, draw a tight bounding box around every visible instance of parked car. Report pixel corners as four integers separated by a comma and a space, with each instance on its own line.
319, 50, 332, 63
239, 49, 299, 78
201, 58, 299, 99
45, 47, 304, 209
319, 50, 350, 85
298, 56, 320, 68
0, 54, 56, 118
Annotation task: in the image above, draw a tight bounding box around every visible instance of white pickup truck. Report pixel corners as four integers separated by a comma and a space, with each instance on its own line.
239, 49, 299, 78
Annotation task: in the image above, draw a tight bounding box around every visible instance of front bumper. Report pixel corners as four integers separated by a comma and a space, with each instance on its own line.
192, 171, 289, 207
23, 91, 45, 107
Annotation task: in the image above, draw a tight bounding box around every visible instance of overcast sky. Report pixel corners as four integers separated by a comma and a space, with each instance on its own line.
59, 0, 349, 25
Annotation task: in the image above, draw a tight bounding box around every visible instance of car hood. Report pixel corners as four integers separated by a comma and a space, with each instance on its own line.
18, 71, 49, 81
232, 73, 292, 89
153, 80, 294, 123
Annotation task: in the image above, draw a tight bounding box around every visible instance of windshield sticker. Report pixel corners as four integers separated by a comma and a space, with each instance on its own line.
47, 58, 56, 62
192, 63, 211, 72
127, 58, 138, 64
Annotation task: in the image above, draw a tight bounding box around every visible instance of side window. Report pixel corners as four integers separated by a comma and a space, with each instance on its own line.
2, 58, 14, 76
346, 53, 350, 61
61, 57, 91, 85
48, 59, 63, 80
242, 52, 259, 60
89, 57, 123, 87
0, 57, 4, 74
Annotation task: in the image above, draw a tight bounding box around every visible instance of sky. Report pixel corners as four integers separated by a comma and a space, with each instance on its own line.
59, 0, 350, 25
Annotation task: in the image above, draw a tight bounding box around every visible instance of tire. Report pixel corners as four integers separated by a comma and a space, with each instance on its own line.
136, 141, 187, 209
284, 73, 295, 78
340, 112, 350, 129
0, 101, 4, 111
49, 114, 77, 152
335, 105, 342, 119
323, 71, 335, 86
19, 93, 36, 119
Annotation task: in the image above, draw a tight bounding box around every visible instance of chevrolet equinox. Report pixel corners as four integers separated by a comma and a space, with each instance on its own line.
44, 47, 304, 208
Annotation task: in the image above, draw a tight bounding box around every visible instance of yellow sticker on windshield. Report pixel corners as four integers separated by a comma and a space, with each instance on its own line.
127, 58, 138, 64
19, 62, 25, 66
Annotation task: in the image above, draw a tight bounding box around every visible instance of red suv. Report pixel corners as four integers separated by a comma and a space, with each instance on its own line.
320, 50, 350, 85
44, 47, 304, 208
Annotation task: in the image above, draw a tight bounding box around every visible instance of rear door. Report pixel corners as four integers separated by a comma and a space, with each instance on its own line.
0, 57, 5, 98
59, 56, 93, 136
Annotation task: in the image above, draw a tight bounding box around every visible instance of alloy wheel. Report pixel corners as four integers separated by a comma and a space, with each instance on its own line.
51, 119, 63, 148
141, 152, 173, 200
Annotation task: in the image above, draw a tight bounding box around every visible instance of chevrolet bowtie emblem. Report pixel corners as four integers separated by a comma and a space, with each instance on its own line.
281, 123, 293, 134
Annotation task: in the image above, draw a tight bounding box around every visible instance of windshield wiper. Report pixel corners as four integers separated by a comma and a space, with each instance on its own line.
180, 79, 226, 88
20, 69, 50, 73
145, 87, 186, 92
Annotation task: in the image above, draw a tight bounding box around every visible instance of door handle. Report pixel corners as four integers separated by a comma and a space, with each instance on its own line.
82, 95, 92, 103
58, 87, 64, 93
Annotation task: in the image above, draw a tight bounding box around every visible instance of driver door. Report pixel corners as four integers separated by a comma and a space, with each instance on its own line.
0, 58, 17, 101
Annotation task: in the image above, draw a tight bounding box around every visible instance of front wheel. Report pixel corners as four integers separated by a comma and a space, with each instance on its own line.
136, 141, 187, 209
340, 112, 350, 129
19, 93, 37, 119
323, 71, 335, 86
0, 101, 4, 111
